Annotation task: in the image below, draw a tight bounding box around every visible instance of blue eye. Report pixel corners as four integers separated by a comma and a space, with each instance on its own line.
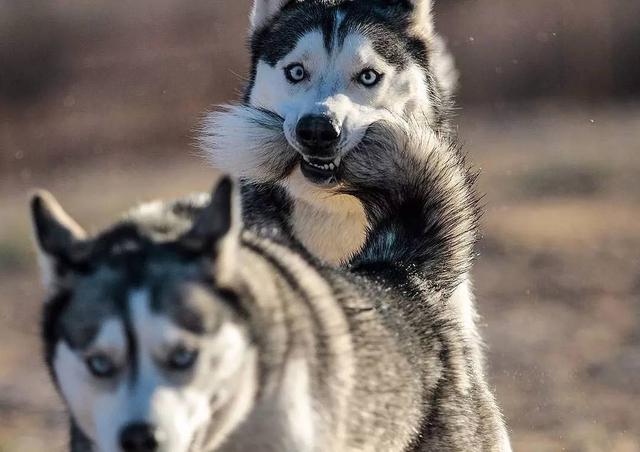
86, 354, 118, 378
357, 69, 382, 87
285, 63, 307, 83
167, 346, 199, 371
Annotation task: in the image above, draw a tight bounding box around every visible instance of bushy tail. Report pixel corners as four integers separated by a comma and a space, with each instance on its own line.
341, 121, 479, 296
198, 105, 296, 182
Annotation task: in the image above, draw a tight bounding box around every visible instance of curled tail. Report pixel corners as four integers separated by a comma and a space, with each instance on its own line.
341, 121, 479, 296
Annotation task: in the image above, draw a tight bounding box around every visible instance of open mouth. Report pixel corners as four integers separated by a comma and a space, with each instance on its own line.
299, 155, 341, 186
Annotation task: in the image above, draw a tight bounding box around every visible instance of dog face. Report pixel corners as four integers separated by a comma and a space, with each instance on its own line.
32, 181, 257, 452
53, 284, 252, 452
245, 0, 451, 187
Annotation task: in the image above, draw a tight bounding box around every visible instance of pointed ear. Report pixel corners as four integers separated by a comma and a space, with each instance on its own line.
405, 0, 434, 37
250, 0, 290, 32
181, 177, 241, 287
30, 190, 87, 293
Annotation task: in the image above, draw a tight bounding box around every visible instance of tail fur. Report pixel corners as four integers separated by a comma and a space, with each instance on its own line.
341, 121, 479, 296
198, 105, 296, 182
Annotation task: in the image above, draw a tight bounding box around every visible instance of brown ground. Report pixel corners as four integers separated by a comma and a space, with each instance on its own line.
1, 105, 638, 452
1, 1, 639, 450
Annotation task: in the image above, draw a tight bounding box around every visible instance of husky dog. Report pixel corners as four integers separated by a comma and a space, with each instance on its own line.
32, 123, 510, 451
200, 1, 478, 355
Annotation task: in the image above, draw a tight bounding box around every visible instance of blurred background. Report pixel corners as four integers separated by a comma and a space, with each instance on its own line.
1, 0, 639, 451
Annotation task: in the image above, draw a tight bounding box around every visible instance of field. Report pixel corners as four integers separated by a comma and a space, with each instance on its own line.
1, 105, 639, 452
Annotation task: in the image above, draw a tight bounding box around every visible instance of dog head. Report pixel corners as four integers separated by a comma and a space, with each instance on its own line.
31, 180, 258, 452
241, 0, 456, 187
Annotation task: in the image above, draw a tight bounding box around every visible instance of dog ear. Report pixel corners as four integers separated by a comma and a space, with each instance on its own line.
181, 176, 242, 287
377, 0, 434, 37
405, 0, 434, 37
30, 191, 87, 293
250, 0, 290, 32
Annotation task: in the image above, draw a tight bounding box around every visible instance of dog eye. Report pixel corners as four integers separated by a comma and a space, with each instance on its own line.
166, 346, 199, 371
86, 354, 118, 378
285, 63, 307, 84
357, 69, 382, 87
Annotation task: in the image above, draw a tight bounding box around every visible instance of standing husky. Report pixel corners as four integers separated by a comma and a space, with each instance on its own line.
200, 1, 479, 352
32, 122, 510, 451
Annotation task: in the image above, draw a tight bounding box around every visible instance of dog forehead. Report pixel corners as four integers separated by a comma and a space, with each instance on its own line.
57, 257, 212, 345
254, 2, 414, 69
90, 318, 127, 351
129, 289, 201, 353
58, 265, 125, 349
148, 280, 227, 336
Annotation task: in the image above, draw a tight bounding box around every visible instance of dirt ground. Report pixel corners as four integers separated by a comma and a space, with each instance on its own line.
1, 105, 638, 452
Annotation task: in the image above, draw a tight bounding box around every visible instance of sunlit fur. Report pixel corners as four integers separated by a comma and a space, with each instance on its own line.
246, 0, 458, 144
201, 0, 463, 283
205, 1, 467, 344
201, 104, 481, 355
33, 122, 510, 452
54, 289, 254, 452
249, 30, 432, 157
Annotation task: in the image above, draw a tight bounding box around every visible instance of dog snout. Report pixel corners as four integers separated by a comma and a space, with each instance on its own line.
296, 114, 341, 156
119, 422, 163, 452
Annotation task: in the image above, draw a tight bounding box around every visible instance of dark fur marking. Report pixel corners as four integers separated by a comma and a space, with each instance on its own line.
42, 289, 73, 376
248, 1, 429, 88
343, 136, 480, 299
242, 237, 339, 407
244, 0, 455, 135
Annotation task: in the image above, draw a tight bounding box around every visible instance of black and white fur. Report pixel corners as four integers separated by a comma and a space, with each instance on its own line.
201, 103, 482, 384
200, 1, 477, 352
32, 123, 510, 452
204, 0, 457, 197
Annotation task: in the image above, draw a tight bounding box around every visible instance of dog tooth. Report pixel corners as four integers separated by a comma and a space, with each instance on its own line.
303, 156, 310, 162
329, 163, 335, 170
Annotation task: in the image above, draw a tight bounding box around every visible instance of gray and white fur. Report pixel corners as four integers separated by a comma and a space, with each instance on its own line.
32, 121, 510, 452
202, 0, 460, 262
200, 1, 478, 370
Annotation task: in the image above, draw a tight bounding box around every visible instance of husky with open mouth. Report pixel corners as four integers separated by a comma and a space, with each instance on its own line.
32, 122, 510, 452
245, 0, 457, 187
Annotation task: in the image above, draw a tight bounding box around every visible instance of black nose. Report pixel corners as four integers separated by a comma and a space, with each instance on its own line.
120, 423, 161, 452
296, 114, 341, 155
